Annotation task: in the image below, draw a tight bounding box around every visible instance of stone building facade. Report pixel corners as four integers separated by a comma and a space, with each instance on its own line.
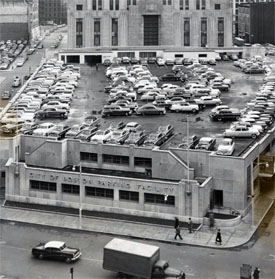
67, 0, 233, 49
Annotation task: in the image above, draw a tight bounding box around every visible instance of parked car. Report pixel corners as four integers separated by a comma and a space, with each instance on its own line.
209, 108, 241, 121
170, 102, 199, 113
136, 104, 166, 115
223, 126, 260, 139
178, 135, 199, 149
17, 57, 25, 67
65, 125, 85, 139
35, 108, 68, 119
0, 123, 22, 134
19, 122, 38, 135
102, 105, 132, 117
90, 129, 113, 143
157, 124, 175, 139
48, 124, 71, 139
103, 59, 112, 66
12, 77, 21, 87
195, 137, 216, 151
143, 132, 166, 146
216, 138, 235, 156
159, 73, 182, 81
1, 91, 11, 100
106, 129, 130, 144
75, 126, 99, 141
195, 96, 222, 107
32, 123, 55, 137
32, 241, 81, 263
124, 130, 146, 146
124, 122, 141, 132
244, 66, 265, 74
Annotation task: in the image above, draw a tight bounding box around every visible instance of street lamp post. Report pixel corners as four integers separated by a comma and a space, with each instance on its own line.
186, 115, 191, 196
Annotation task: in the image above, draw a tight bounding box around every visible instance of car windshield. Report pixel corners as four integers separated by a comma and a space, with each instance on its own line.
82, 130, 90, 135
71, 126, 79, 132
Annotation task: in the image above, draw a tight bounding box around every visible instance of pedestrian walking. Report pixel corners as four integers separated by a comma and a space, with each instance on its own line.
96, 63, 99, 71
188, 217, 193, 233
215, 229, 222, 245
174, 225, 183, 240
253, 267, 260, 279
174, 217, 179, 229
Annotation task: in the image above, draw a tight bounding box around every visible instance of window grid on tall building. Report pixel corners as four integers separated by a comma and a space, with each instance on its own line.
184, 18, 190, 46
76, 18, 83, 48
218, 17, 225, 47
180, 0, 184, 10
202, 0, 206, 9
196, 0, 200, 9
112, 18, 118, 46
94, 18, 101, 46
201, 17, 207, 47
185, 0, 189, 10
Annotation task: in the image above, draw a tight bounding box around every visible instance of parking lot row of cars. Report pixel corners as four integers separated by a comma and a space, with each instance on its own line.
0, 59, 81, 134
0, 39, 28, 70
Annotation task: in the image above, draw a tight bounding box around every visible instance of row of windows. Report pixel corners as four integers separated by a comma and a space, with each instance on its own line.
80, 152, 152, 168
30, 181, 175, 206
75, 0, 221, 11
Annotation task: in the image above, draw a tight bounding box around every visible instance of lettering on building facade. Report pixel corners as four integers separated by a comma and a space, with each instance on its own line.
28, 171, 176, 194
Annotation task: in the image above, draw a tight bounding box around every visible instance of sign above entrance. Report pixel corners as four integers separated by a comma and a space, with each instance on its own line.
140, 2, 162, 15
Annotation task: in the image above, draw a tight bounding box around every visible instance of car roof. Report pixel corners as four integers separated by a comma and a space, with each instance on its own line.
44, 241, 65, 249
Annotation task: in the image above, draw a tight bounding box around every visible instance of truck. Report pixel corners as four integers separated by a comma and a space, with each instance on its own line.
103, 238, 185, 279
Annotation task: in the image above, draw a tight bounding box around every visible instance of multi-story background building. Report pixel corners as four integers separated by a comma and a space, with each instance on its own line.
0, 0, 40, 41
237, 1, 275, 44
39, 0, 67, 25
67, 0, 233, 49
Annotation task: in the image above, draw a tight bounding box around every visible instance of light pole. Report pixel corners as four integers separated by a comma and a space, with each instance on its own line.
72, 163, 82, 229
186, 115, 191, 196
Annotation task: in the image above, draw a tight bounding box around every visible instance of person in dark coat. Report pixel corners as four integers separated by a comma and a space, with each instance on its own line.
253, 267, 260, 279
96, 63, 99, 71
174, 225, 183, 240
174, 217, 179, 229
215, 229, 222, 245
188, 217, 193, 233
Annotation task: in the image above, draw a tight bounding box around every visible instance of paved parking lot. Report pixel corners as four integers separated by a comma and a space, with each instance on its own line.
33, 59, 274, 156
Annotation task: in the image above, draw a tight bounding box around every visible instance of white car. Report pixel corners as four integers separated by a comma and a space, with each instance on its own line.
42, 101, 70, 111
223, 126, 260, 139
90, 129, 113, 143
194, 96, 222, 106
216, 139, 235, 156
156, 58, 165, 66
170, 103, 199, 113
32, 122, 55, 136
17, 58, 25, 67
125, 122, 141, 132
140, 92, 160, 101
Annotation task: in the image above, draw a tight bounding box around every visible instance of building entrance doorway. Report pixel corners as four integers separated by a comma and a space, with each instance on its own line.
66, 55, 80, 63
85, 55, 102, 66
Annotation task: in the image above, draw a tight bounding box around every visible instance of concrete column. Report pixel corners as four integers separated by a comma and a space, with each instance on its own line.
138, 191, 144, 210
191, 16, 199, 47
119, 10, 128, 46
113, 189, 119, 207
178, 180, 185, 216
174, 12, 182, 46
208, 17, 216, 48
224, 14, 233, 47
56, 181, 62, 201
129, 145, 135, 171
191, 182, 199, 217
68, 11, 76, 48
102, 12, 111, 46
84, 12, 92, 47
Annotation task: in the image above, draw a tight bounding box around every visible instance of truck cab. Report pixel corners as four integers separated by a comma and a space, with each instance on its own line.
153, 260, 185, 278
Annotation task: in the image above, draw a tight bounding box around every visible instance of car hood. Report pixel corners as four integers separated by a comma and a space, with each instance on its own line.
217, 145, 231, 153
164, 267, 184, 278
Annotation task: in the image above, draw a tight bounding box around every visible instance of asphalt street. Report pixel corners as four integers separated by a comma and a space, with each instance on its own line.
0, 204, 274, 279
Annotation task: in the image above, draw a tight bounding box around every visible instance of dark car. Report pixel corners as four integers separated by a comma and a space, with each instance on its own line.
195, 137, 216, 151
130, 57, 139, 64
244, 66, 265, 74
32, 241, 81, 263
103, 59, 112, 66
159, 73, 182, 82
209, 109, 241, 121
124, 130, 147, 146
148, 57, 157, 64
19, 122, 38, 135
35, 108, 68, 119
102, 105, 132, 117
136, 104, 166, 115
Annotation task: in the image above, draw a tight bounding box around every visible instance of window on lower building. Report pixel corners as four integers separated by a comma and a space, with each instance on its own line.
94, 18, 101, 46
98, 0, 102, 10
184, 18, 190, 46
143, 15, 159, 46
144, 193, 175, 206
112, 18, 118, 46
127, 0, 130, 9
115, 0, 119, 10
62, 184, 80, 194
103, 154, 129, 165
30, 180, 56, 192
185, 0, 189, 10
201, 17, 207, 47
201, 0, 206, 9
86, 186, 114, 198
196, 0, 200, 9
134, 157, 152, 168
215, 4, 221, 10
179, 0, 183, 10
117, 52, 135, 58
76, 35, 83, 48
110, 0, 114, 10
218, 17, 224, 47
139, 52, 157, 58
80, 152, 98, 162
119, 190, 139, 202
76, 4, 83, 10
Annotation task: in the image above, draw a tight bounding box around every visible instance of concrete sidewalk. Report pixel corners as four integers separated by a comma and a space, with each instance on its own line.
1, 203, 271, 249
